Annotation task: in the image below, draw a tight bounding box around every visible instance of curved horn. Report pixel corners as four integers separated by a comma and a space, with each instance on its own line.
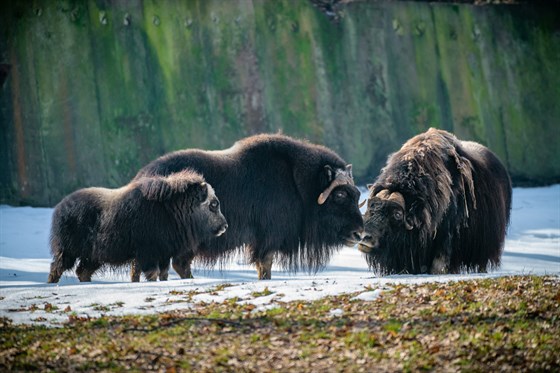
388, 192, 405, 210
317, 177, 347, 204
375, 189, 391, 199
375, 190, 406, 210
358, 199, 367, 208
317, 169, 354, 205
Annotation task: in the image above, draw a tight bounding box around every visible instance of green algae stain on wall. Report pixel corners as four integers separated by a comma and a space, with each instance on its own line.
0, 0, 559, 205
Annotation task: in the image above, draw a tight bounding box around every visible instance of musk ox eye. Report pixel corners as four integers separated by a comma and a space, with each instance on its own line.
335, 190, 347, 199
393, 210, 403, 220
210, 200, 219, 211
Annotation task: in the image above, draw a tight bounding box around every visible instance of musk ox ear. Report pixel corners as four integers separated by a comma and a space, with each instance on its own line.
137, 177, 173, 201
324, 165, 334, 182
345, 164, 353, 179
193, 182, 208, 203
404, 215, 414, 230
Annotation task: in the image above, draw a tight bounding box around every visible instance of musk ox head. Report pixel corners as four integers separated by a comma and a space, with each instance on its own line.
137, 171, 228, 239
359, 188, 413, 253
190, 182, 229, 238
316, 164, 364, 247
358, 186, 424, 274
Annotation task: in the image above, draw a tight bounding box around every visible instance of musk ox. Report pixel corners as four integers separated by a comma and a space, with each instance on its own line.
47, 170, 227, 283
359, 128, 511, 274
134, 133, 364, 280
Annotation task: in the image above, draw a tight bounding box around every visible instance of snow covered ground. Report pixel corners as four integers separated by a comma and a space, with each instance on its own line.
1, 185, 558, 325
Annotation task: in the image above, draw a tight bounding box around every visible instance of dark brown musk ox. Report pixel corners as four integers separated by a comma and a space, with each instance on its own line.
47, 170, 228, 283
133, 134, 365, 280
359, 128, 512, 275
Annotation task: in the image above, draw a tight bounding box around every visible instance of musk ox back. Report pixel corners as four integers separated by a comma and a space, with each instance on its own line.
47, 170, 227, 283
134, 133, 364, 280
359, 128, 511, 274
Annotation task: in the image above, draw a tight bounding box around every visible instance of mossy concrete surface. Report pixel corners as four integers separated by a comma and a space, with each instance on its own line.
1, 1, 558, 206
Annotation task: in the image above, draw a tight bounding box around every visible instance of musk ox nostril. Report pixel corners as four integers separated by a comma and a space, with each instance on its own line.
216, 224, 228, 237
351, 231, 363, 242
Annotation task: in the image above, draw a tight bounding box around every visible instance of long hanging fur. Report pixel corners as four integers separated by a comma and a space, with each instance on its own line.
363, 128, 512, 275
134, 134, 364, 276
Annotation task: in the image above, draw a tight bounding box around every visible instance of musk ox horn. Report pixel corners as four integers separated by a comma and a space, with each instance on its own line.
388, 192, 406, 210
358, 199, 367, 208
375, 190, 405, 209
317, 166, 354, 205
375, 189, 391, 200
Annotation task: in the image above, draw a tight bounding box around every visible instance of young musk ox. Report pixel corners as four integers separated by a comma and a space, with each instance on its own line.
359, 128, 511, 274
134, 133, 364, 280
47, 170, 227, 283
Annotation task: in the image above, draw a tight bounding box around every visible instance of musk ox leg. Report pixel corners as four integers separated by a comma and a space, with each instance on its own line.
47, 253, 77, 283
172, 254, 194, 279
130, 260, 141, 282
256, 252, 274, 280
158, 259, 170, 281
430, 255, 450, 274
478, 264, 488, 273
137, 258, 160, 281
144, 268, 159, 281
76, 259, 101, 282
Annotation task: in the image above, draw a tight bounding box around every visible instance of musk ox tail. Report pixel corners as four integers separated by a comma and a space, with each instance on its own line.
48, 208, 79, 283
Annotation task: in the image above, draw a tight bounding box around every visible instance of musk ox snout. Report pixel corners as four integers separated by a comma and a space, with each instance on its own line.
343, 223, 365, 247
358, 234, 378, 253
349, 228, 365, 245
358, 219, 385, 253
215, 223, 228, 237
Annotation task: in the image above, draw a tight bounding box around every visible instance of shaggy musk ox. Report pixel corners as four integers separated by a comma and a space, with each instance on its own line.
134, 134, 364, 280
359, 128, 511, 274
47, 171, 227, 283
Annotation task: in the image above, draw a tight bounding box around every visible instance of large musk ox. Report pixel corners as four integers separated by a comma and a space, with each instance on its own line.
134, 134, 364, 280
359, 128, 511, 274
47, 171, 227, 283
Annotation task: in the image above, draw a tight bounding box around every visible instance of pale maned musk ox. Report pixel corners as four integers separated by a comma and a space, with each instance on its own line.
47, 170, 228, 283
359, 128, 511, 275
134, 134, 364, 280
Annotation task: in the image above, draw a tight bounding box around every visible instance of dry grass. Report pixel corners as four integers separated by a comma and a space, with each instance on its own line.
1, 275, 559, 372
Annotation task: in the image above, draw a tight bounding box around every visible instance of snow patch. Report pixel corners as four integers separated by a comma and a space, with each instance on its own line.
0, 185, 559, 325
353, 289, 383, 301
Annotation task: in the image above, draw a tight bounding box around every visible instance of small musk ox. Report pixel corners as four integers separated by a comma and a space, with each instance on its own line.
134, 134, 364, 280
359, 128, 511, 274
47, 170, 227, 283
